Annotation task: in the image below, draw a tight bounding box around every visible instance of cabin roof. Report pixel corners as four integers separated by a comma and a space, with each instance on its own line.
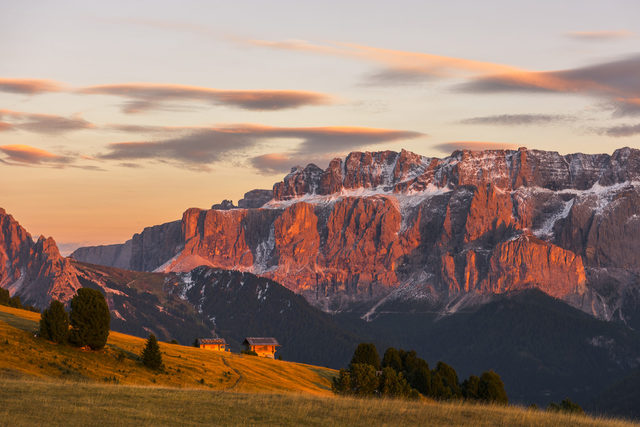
198, 338, 227, 345
243, 337, 280, 346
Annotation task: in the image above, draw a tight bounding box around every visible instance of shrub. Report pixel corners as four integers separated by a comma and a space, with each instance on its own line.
332, 369, 352, 395
169, 339, 179, 345
141, 334, 163, 370
241, 349, 258, 356
547, 398, 583, 414
349, 343, 380, 370
39, 300, 69, 344
69, 288, 110, 350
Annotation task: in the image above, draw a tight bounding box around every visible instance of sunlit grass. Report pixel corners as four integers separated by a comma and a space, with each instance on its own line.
0, 305, 334, 394
1, 305, 637, 426
0, 378, 636, 427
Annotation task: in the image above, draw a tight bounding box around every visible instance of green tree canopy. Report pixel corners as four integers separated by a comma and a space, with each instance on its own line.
435, 361, 461, 398
69, 288, 110, 350
39, 300, 69, 344
141, 334, 163, 371
349, 363, 379, 396
379, 367, 412, 398
349, 343, 380, 370
382, 347, 403, 372
478, 371, 508, 404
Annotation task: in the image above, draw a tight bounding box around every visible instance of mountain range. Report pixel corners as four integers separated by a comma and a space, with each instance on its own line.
3, 147, 640, 413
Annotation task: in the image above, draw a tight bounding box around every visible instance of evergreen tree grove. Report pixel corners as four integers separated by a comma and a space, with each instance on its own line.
141, 334, 163, 371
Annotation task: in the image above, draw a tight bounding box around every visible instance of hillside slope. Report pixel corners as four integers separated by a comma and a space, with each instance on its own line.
0, 305, 335, 395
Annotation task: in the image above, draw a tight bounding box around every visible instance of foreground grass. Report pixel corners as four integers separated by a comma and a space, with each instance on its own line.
0, 305, 334, 395
0, 378, 636, 427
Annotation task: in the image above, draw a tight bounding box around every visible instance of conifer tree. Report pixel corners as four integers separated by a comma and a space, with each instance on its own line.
349, 343, 380, 370
39, 300, 69, 343
141, 334, 163, 371
69, 288, 110, 350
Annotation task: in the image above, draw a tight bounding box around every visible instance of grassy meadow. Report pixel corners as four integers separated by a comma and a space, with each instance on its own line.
1, 305, 638, 426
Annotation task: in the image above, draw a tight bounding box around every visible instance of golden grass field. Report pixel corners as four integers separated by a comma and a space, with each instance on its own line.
0, 305, 638, 426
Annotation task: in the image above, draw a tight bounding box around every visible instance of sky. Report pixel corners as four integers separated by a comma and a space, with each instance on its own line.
1, 0, 640, 253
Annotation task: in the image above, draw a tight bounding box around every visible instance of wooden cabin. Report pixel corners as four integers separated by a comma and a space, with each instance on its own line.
243, 337, 280, 358
197, 338, 228, 352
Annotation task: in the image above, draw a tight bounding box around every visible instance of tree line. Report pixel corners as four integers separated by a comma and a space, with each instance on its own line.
332, 343, 508, 404
0, 288, 39, 312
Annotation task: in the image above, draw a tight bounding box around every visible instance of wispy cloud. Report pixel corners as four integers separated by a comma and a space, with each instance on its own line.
0, 144, 72, 165
247, 38, 640, 117
566, 30, 635, 41
600, 123, 640, 137
246, 38, 520, 84
100, 124, 423, 170
78, 83, 334, 113
460, 114, 573, 126
0, 109, 94, 134
0, 78, 64, 95
433, 141, 521, 154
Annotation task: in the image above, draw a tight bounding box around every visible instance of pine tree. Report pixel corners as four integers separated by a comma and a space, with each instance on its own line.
382, 347, 403, 372
379, 367, 411, 398
39, 300, 69, 343
69, 288, 110, 350
349, 343, 380, 370
478, 370, 508, 404
141, 334, 163, 371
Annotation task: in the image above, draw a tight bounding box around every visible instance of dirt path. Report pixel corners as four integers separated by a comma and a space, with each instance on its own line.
221, 356, 242, 391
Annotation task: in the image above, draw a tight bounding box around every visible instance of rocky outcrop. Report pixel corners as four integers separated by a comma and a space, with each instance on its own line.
0, 209, 81, 307
70, 147, 640, 318
238, 189, 272, 209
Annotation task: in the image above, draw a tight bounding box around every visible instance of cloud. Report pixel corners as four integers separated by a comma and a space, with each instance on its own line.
245, 38, 521, 85
250, 153, 298, 175
433, 141, 521, 154
0, 78, 63, 95
0, 144, 72, 165
0, 122, 13, 131
610, 98, 640, 117
460, 114, 573, 126
600, 123, 640, 137
247, 38, 640, 116
459, 55, 640, 97
100, 124, 423, 170
566, 30, 635, 41
78, 83, 334, 113
0, 109, 94, 134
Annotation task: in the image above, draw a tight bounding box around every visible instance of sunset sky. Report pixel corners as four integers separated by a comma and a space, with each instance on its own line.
2, 0, 640, 253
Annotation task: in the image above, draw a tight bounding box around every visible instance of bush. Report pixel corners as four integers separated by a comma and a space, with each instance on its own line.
349, 343, 380, 370
169, 339, 179, 345
332, 369, 352, 395
141, 334, 163, 370
241, 349, 258, 356
39, 300, 69, 344
69, 288, 110, 350
547, 398, 583, 414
